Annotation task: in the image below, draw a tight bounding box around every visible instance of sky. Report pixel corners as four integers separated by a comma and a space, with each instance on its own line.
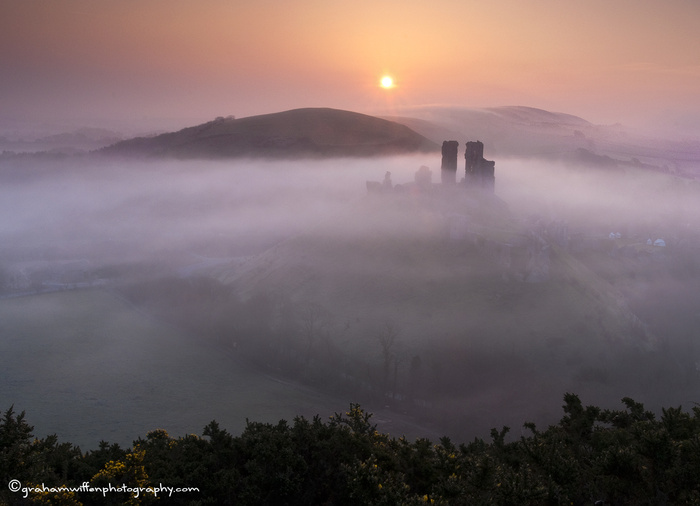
2, 0, 700, 133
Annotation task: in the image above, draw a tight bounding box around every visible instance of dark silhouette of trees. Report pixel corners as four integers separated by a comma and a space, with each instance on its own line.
4, 395, 700, 504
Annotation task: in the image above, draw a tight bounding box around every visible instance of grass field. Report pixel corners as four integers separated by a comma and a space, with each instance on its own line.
0, 289, 436, 449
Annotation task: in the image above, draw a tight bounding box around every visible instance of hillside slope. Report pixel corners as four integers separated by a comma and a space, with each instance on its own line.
209, 186, 667, 437
386, 105, 594, 157
100, 108, 438, 159
388, 105, 700, 175
216, 190, 651, 352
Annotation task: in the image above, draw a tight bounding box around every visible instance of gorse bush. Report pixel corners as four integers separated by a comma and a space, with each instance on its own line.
2, 395, 700, 505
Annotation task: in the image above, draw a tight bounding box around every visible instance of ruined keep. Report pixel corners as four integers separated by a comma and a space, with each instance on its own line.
464, 140, 495, 192
366, 139, 495, 195
441, 140, 459, 184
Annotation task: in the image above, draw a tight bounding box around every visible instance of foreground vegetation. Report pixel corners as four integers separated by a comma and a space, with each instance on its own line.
2, 394, 700, 505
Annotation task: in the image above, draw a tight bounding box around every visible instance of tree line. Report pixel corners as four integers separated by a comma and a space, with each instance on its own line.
2, 394, 700, 505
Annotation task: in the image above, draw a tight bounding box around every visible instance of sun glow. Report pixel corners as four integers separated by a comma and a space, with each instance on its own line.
380, 76, 394, 89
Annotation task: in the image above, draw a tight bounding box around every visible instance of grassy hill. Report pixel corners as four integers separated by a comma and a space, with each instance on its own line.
207, 184, 686, 438
100, 108, 438, 159
216, 188, 647, 351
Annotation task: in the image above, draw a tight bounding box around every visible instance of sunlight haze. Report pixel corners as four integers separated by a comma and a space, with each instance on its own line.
2, 0, 699, 131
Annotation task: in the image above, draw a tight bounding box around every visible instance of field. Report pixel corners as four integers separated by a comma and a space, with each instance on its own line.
0, 289, 436, 449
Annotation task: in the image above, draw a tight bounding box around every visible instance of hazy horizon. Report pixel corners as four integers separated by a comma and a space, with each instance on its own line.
2, 1, 700, 135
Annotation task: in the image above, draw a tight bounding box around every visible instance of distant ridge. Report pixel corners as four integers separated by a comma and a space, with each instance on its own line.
100, 108, 438, 159
385, 105, 597, 158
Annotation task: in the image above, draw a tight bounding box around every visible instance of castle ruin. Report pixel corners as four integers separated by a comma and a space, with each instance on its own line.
464, 140, 495, 192
369, 139, 495, 194
441, 140, 495, 192
440, 141, 459, 184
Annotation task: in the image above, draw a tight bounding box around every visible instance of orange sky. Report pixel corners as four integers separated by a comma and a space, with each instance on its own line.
2, 0, 699, 131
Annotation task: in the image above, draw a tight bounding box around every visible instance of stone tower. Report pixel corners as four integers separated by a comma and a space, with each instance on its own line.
441, 140, 459, 184
464, 140, 495, 192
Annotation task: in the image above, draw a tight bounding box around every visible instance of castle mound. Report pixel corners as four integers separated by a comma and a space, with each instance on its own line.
100, 108, 439, 159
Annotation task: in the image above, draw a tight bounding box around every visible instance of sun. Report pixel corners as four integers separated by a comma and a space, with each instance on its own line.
380, 75, 394, 89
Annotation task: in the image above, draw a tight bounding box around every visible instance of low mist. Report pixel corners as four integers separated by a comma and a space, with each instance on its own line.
1, 150, 700, 446
0, 156, 421, 265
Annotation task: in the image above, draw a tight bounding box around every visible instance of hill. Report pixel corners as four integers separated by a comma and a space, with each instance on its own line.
100, 108, 438, 159
207, 183, 676, 438
386, 105, 594, 157
387, 105, 700, 176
